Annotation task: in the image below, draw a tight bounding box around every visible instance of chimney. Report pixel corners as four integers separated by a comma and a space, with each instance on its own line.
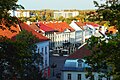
27, 21, 31, 25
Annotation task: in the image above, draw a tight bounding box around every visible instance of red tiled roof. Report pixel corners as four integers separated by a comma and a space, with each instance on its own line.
106, 26, 117, 34
20, 23, 50, 42
38, 23, 55, 32
43, 21, 75, 32
75, 22, 86, 30
67, 44, 91, 59
84, 22, 99, 27
29, 23, 41, 31
0, 25, 20, 39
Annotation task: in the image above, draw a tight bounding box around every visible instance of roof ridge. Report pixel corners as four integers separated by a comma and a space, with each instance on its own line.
78, 42, 87, 49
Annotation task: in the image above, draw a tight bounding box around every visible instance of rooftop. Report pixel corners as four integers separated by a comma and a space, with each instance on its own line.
67, 44, 91, 59
75, 22, 86, 30
20, 23, 50, 42
42, 21, 75, 32
0, 24, 20, 39
84, 22, 99, 27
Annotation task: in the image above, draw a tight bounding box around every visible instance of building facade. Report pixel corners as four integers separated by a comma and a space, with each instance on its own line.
9, 10, 30, 17
70, 21, 103, 43
54, 11, 79, 19
62, 59, 112, 80
20, 23, 50, 78
61, 44, 112, 80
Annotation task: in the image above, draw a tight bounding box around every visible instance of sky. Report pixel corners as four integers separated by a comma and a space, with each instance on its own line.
17, 0, 102, 10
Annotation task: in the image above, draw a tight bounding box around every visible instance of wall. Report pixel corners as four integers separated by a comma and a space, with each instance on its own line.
70, 21, 84, 43
62, 71, 112, 80
36, 41, 50, 68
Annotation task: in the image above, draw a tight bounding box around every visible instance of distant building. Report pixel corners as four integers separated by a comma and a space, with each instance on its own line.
70, 21, 86, 43
54, 11, 79, 19
43, 21, 76, 54
29, 21, 76, 55
9, 10, 30, 17
29, 22, 56, 49
70, 21, 103, 43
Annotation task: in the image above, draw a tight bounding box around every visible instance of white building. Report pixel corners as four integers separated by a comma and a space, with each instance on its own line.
70, 21, 103, 43
43, 21, 76, 48
61, 44, 112, 80
54, 11, 79, 19
62, 59, 112, 80
9, 10, 30, 17
70, 21, 85, 43
20, 23, 50, 78
40, 21, 77, 55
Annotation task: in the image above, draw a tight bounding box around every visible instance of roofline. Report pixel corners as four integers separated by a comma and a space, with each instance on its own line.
78, 42, 87, 49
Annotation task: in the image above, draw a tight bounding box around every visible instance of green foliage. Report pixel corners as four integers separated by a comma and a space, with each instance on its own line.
0, 30, 44, 80
91, 0, 120, 31
85, 3, 120, 79
85, 34, 120, 79
0, 0, 24, 29
16, 30, 39, 45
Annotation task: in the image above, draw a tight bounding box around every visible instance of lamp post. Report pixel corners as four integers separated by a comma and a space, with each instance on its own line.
51, 63, 57, 76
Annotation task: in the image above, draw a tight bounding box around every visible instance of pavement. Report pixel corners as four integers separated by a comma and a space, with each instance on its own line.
48, 54, 67, 80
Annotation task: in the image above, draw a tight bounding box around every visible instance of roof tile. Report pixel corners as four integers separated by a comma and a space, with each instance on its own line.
42, 21, 75, 32
20, 23, 50, 42
0, 24, 20, 38
67, 44, 91, 59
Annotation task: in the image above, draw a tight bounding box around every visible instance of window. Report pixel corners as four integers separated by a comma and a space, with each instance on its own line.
107, 77, 110, 80
38, 48, 40, 54
78, 74, 81, 80
41, 48, 44, 55
98, 75, 102, 80
78, 59, 83, 68
78, 62, 82, 68
45, 59, 47, 67
45, 47, 47, 54
41, 48, 44, 53
67, 74, 71, 80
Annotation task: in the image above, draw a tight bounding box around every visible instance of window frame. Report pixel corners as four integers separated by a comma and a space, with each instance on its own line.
67, 73, 71, 80
77, 74, 81, 80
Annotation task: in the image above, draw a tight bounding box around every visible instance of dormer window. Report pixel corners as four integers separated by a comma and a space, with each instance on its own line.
64, 28, 70, 32
78, 59, 83, 68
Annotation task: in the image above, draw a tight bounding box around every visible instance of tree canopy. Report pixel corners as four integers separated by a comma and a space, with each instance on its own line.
85, 0, 120, 80
93, 0, 120, 31
0, 30, 44, 80
0, 1, 47, 80
0, 0, 24, 29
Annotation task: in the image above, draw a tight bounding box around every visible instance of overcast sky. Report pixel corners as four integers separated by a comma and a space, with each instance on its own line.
18, 0, 102, 10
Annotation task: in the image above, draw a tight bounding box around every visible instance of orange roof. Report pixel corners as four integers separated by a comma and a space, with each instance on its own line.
29, 23, 41, 31
67, 44, 91, 59
0, 22, 50, 42
107, 26, 117, 34
20, 23, 50, 42
0, 24, 20, 38
43, 21, 75, 32
75, 22, 85, 30
84, 22, 99, 27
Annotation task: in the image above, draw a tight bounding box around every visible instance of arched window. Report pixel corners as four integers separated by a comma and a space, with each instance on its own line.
78, 59, 83, 68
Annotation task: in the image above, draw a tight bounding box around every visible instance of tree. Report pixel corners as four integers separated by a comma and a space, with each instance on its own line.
0, 0, 24, 30
84, 0, 120, 80
92, 0, 120, 31
85, 35, 120, 79
58, 16, 65, 21
0, 30, 44, 80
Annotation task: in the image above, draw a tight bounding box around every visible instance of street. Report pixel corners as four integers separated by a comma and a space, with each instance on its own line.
49, 55, 67, 80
